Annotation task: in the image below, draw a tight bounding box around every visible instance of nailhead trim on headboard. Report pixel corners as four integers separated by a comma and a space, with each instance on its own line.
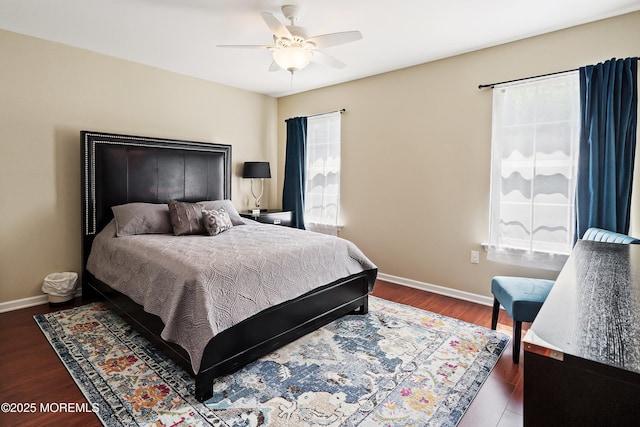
82, 131, 231, 236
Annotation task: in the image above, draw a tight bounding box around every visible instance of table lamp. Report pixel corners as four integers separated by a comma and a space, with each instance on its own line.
243, 161, 271, 212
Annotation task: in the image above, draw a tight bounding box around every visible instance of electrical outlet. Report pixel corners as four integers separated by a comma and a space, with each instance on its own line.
470, 250, 480, 264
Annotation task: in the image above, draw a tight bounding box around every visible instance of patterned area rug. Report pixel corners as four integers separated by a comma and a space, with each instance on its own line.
35, 296, 509, 426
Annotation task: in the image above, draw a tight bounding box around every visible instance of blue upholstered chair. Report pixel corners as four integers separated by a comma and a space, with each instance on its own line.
491, 276, 554, 363
581, 227, 640, 244
491, 227, 639, 363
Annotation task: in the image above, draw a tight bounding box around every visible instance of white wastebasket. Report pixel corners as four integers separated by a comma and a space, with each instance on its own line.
42, 272, 78, 304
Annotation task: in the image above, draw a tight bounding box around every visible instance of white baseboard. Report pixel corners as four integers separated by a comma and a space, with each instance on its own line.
0, 289, 83, 313
0, 294, 50, 313
377, 273, 494, 307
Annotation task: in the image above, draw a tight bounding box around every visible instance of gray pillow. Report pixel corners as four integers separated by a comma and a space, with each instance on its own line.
202, 207, 234, 236
167, 200, 206, 236
111, 203, 172, 237
198, 200, 246, 225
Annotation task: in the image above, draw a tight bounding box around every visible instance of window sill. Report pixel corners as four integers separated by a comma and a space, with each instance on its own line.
305, 222, 342, 236
484, 244, 569, 271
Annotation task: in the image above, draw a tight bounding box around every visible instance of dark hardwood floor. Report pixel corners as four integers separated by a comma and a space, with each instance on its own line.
0, 280, 525, 426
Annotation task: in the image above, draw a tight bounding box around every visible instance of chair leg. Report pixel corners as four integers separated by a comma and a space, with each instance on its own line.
491, 298, 500, 330
512, 320, 522, 364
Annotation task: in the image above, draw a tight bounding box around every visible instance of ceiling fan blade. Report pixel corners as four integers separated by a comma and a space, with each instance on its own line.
311, 50, 345, 69
261, 11, 292, 40
268, 61, 281, 72
217, 45, 273, 49
307, 31, 362, 49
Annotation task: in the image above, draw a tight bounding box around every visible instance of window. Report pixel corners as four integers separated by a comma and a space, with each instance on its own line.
487, 72, 580, 270
304, 112, 341, 235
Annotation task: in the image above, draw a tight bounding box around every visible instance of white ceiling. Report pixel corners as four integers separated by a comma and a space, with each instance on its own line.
2, 0, 640, 97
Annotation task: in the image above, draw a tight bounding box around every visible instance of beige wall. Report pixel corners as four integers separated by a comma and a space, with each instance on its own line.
0, 30, 278, 303
2, 12, 639, 305
277, 11, 640, 299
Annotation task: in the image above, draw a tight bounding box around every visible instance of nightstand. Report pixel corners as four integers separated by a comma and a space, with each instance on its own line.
241, 210, 295, 227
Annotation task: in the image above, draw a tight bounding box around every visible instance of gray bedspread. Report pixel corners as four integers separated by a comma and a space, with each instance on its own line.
86, 220, 376, 372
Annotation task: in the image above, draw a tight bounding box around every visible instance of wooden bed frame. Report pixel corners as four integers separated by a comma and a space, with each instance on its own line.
80, 131, 376, 402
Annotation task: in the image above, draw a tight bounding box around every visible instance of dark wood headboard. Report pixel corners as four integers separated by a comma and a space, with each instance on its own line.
81, 131, 231, 274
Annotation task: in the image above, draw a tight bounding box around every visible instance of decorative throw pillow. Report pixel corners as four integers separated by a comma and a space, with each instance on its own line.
197, 200, 246, 226
111, 203, 172, 237
202, 208, 234, 236
167, 200, 206, 236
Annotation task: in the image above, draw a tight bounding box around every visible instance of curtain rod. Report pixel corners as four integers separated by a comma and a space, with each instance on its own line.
478, 57, 639, 89
307, 108, 345, 118
286, 109, 345, 122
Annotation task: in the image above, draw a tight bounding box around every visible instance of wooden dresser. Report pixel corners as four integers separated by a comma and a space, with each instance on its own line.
523, 240, 640, 426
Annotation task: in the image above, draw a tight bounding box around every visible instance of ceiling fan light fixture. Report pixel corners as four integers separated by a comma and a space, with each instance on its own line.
273, 47, 313, 73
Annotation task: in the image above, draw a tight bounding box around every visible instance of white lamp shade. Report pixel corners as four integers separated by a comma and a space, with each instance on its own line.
273, 47, 313, 72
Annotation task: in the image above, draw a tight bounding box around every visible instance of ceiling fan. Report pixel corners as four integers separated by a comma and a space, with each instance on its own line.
218, 5, 362, 74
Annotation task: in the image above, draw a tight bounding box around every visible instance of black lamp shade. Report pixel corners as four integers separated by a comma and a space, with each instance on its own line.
243, 162, 271, 179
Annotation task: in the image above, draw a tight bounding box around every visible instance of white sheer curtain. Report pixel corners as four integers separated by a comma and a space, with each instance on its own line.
487, 72, 580, 270
304, 112, 341, 235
